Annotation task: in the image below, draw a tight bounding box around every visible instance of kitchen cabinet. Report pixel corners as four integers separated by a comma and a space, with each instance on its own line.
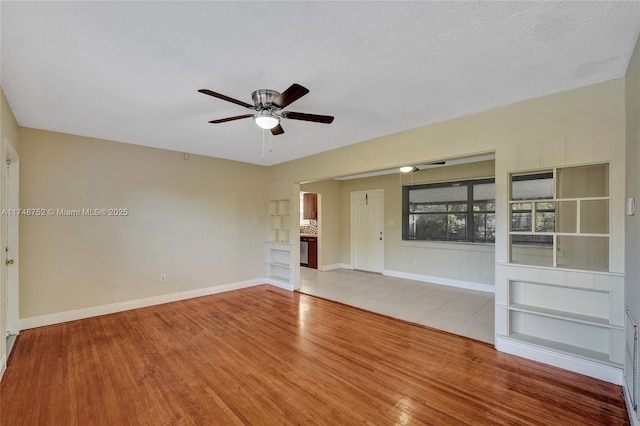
307, 237, 317, 269
300, 236, 318, 269
303, 193, 317, 219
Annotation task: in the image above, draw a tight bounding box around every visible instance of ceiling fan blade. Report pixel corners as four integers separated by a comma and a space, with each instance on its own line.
272, 84, 309, 109
271, 124, 284, 135
198, 89, 254, 109
281, 111, 334, 124
208, 114, 253, 124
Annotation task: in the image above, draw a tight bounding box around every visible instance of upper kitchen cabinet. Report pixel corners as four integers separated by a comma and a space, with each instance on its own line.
303, 193, 318, 219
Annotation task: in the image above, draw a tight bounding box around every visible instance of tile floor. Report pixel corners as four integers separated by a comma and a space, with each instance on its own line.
299, 267, 495, 344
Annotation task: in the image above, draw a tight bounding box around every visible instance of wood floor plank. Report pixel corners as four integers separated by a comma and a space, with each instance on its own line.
0, 285, 630, 425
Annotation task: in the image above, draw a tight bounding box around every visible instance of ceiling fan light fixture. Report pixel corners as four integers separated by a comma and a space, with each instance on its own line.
254, 113, 279, 130
400, 166, 416, 173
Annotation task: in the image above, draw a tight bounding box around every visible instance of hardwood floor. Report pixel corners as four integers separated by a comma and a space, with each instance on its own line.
0, 285, 629, 425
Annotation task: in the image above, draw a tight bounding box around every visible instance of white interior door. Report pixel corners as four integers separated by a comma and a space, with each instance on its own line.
5, 146, 19, 341
351, 189, 384, 273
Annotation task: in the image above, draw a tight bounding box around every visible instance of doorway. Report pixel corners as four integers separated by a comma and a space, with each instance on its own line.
300, 192, 320, 269
350, 189, 384, 273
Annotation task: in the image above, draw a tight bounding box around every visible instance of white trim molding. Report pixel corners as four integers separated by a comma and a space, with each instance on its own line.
265, 278, 294, 291
19, 278, 268, 330
320, 263, 344, 272
496, 335, 624, 385
383, 269, 495, 293
625, 383, 640, 426
0, 356, 6, 382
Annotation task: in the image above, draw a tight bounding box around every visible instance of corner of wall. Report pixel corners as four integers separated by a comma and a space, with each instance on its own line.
625, 31, 640, 426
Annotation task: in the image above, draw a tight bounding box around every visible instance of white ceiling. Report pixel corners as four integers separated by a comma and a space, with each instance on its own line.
2, 2, 639, 166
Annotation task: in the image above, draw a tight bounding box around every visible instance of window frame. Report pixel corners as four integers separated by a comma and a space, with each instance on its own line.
509, 172, 555, 246
402, 177, 495, 243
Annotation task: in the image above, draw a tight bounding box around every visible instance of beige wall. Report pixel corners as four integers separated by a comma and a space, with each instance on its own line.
299, 180, 342, 268
626, 34, 640, 356
269, 78, 623, 187
19, 128, 268, 318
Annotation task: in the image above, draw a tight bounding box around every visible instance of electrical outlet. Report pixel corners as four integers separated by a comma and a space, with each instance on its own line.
160, 273, 167, 282
413, 259, 419, 266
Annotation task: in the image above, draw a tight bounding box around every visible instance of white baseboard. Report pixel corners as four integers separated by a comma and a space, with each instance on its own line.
19, 278, 267, 330
0, 356, 6, 382
383, 269, 495, 293
265, 278, 294, 291
496, 335, 624, 385
320, 263, 344, 271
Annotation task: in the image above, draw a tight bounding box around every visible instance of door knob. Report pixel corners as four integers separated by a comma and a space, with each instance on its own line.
6, 259, 14, 265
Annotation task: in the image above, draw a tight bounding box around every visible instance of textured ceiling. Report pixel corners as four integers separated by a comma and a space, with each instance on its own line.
2, 2, 639, 166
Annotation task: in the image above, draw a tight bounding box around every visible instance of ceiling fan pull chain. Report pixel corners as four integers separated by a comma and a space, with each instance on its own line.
269, 131, 273, 153
262, 129, 266, 158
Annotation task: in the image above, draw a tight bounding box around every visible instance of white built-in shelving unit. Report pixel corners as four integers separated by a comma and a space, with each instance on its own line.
500, 271, 624, 366
498, 163, 624, 378
266, 199, 293, 288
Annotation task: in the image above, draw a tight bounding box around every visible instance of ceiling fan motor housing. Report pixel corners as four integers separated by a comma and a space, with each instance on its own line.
252, 89, 280, 110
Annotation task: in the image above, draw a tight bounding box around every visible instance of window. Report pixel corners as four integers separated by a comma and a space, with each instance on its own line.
402, 178, 495, 243
510, 173, 554, 245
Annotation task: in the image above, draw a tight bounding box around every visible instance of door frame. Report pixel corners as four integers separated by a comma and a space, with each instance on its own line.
4, 142, 19, 339
350, 189, 384, 273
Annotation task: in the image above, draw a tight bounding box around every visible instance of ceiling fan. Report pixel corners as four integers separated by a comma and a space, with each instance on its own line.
198, 83, 334, 135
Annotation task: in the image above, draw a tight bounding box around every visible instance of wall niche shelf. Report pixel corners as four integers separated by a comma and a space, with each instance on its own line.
507, 303, 613, 327
266, 242, 293, 287
269, 199, 290, 243
509, 163, 610, 272
499, 270, 624, 367
504, 333, 616, 366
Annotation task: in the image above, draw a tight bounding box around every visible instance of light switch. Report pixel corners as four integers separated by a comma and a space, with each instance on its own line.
626, 198, 635, 216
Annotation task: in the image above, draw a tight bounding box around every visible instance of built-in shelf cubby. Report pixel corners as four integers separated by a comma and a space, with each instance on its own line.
266, 242, 293, 287
269, 199, 290, 243
509, 163, 610, 272
502, 278, 624, 366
